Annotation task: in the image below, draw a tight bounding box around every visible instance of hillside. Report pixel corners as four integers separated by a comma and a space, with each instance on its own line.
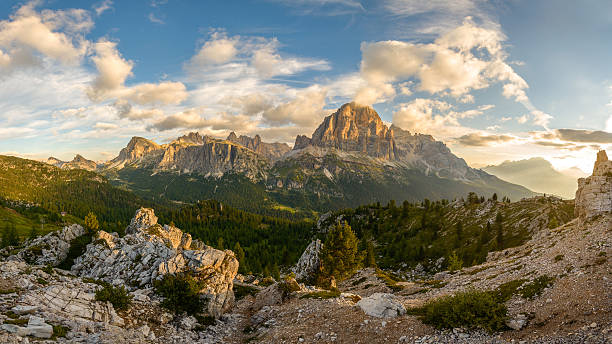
483, 158, 583, 198
0, 155, 152, 228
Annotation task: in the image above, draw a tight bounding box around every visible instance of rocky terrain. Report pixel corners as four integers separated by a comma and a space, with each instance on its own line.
227, 132, 291, 161
45, 155, 98, 172
0, 151, 608, 343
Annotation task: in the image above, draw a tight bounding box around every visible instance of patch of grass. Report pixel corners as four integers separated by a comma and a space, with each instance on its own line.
51, 325, 69, 339
41, 264, 54, 274
234, 284, 259, 301
519, 275, 554, 299
36, 277, 48, 285
299, 290, 341, 299
4, 311, 19, 319
0, 288, 18, 295
597, 251, 607, 257
376, 268, 405, 291
594, 257, 607, 265
491, 279, 526, 302
554, 255, 564, 262
154, 272, 207, 316
4, 318, 28, 325
95, 282, 132, 311
418, 280, 447, 289
415, 290, 508, 332
259, 276, 276, 287
467, 266, 490, 275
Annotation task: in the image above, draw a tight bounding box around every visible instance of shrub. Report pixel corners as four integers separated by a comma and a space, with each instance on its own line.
154, 272, 206, 316
519, 275, 554, 299
233, 284, 259, 301
52, 325, 69, 339
491, 279, 526, 302
299, 290, 341, 299
95, 283, 132, 311
554, 254, 564, 262
447, 251, 463, 272
57, 233, 93, 270
42, 264, 54, 274
419, 290, 508, 332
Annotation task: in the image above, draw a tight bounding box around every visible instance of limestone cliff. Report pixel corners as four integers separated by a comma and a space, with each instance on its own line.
45, 154, 98, 171
575, 150, 612, 220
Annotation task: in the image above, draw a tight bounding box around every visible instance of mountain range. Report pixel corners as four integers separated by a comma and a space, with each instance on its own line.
46, 102, 536, 213
482, 158, 587, 199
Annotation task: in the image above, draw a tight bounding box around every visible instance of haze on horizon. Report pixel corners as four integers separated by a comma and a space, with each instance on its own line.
0, 0, 611, 174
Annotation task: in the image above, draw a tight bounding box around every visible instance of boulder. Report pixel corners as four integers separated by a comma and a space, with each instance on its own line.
72, 208, 239, 317
356, 293, 406, 318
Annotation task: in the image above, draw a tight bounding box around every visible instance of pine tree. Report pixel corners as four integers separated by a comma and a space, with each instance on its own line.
317, 222, 362, 286
84, 212, 99, 233
364, 240, 377, 267
495, 212, 504, 249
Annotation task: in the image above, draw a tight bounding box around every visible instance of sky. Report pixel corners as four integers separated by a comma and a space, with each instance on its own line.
0, 0, 611, 173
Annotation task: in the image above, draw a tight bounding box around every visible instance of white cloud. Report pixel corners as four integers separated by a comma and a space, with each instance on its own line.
261, 86, 327, 126
87, 39, 188, 105
531, 110, 553, 129
517, 114, 528, 124
251, 39, 330, 78
94, 122, 118, 130
606, 114, 612, 132
94, 0, 113, 16
392, 98, 485, 138
354, 19, 530, 106
148, 13, 165, 24
0, 126, 35, 139
0, 2, 91, 70
190, 32, 238, 66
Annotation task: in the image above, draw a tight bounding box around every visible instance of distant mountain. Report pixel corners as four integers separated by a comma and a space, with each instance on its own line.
482, 158, 582, 199
45, 154, 98, 171
90, 103, 536, 213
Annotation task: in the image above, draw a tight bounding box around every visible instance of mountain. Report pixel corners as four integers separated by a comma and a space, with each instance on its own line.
45, 154, 98, 171
104, 133, 269, 181
226, 132, 291, 161
482, 157, 581, 198
98, 103, 535, 213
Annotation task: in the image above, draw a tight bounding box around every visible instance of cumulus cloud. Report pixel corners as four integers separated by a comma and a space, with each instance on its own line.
261, 86, 327, 126
191, 32, 237, 66
186, 32, 330, 80
94, 122, 118, 130
392, 98, 486, 138
552, 129, 612, 143
113, 100, 162, 120
87, 39, 187, 105
606, 114, 612, 132
531, 110, 553, 129
456, 132, 516, 146
355, 19, 530, 106
0, 2, 91, 70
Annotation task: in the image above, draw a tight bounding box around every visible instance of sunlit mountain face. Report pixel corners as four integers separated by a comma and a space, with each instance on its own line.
0, 0, 610, 181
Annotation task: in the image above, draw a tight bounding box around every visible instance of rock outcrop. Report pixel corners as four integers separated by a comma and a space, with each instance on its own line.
575, 150, 611, 220
72, 208, 239, 317
303, 102, 396, 160
45, 154, 98, 171
292, 239, 322, 281
227, 132, 291, 161
13, 224, 85, 266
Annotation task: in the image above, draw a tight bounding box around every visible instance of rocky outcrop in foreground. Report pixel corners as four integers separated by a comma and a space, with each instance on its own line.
575, 150, 612, 220
72, 208, 239, 317
291, 239, 322, 281
12, 224, 85, 266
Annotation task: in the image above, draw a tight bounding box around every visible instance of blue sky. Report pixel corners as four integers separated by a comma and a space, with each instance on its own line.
0, 0, 610, 172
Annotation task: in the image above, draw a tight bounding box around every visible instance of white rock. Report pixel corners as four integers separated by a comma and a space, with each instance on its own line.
11, 305, 38, 315
356, 293, 406, 318
292, 239, 322, 281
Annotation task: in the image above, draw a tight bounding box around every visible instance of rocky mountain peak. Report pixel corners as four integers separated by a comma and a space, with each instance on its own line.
174, 132, 204, 146
575, 150, 611, 220
305, 102, 395, 159
226, 132, 290, 161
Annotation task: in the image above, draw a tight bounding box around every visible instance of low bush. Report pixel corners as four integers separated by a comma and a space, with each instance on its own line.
233, 284, 259, 301
417, 290, 508, 332
95, 283, 132, 311
57, 233, 93, 270
519, 275, 554, 299
154, 272, 206, 315
52, 325, 69, 339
